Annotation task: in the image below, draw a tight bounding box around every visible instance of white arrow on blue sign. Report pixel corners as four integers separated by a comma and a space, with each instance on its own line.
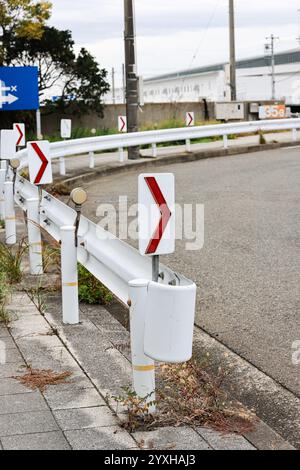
0, 66, 39, 111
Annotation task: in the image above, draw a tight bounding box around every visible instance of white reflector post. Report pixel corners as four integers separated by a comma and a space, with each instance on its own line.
27, 197, 43, 275
129, 279, 155, 412
0, 168, 6, 220
4, 181, 16, 245
60, 226, 79, 324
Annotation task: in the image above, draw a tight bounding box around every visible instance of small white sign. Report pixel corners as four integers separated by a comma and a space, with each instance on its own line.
13, 123, 26, 147
0, 129, 17, 160
13, 122, 26, 147
186, 112, 195, 127
138, 173, 175, 256
118, 116, 127, 133
60, 119, 72, 139
28, 141, 52, 185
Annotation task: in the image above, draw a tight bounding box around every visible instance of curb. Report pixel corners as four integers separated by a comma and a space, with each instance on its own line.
55, 140, 300, 189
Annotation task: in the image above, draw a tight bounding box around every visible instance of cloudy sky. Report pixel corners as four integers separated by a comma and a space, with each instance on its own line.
49, 0, 300, 85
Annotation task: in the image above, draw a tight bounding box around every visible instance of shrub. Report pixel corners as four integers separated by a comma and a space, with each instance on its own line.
78, 264, 113, 305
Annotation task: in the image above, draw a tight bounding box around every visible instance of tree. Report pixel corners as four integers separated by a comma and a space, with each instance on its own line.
0, 0, 52, 64
6, 25, 110, 117
49, 47, 110, 117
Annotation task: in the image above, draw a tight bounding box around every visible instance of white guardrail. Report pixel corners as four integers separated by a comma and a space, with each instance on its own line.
1, 118, 299, 408
14, 118, 300, 172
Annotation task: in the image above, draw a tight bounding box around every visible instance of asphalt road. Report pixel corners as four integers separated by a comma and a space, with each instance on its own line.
81, 147, 300, 397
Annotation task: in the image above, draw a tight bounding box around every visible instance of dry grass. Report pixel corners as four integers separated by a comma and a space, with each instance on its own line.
156, 361, 256, 434
114, 360, 256, 435
13, 368, 73, 392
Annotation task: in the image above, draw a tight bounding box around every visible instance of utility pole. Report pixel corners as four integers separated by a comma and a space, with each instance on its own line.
122, 63, 126, 104
265, 35, 279, 100
229, 0, 237, 101
124, 0, 139, 159
111, 67, 116, 104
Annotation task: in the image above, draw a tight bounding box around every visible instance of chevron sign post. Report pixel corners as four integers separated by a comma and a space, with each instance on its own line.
138, 173, 175, 257
186, 112, 195, 127
118, 115, 127, 133
13, 123, 26, 147
28, 141, 52, 185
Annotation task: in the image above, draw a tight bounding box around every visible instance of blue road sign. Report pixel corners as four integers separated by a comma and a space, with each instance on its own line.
0, 66, 39, 111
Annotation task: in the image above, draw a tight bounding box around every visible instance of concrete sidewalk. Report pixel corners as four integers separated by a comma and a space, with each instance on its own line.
0, 289, 291, 451
0, 224, 294, 450
50, 130, 300, 183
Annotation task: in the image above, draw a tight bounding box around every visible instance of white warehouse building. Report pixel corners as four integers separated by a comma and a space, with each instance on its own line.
142, 49, 300, 107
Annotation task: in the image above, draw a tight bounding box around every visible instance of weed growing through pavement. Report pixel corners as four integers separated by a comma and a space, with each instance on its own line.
113, 386, 156, 431
258, 130, 267, 145
0, 239, 27, 284
0, 271, 11, 326
113, 360, 256, 434
25, 282, 48, 315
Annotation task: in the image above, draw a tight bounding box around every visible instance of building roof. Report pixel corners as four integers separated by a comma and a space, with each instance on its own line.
145, 49, 300, 83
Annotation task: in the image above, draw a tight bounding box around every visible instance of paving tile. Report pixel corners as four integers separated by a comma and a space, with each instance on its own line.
133, 426, 211, 450
1, 431, 70, 450
0, 336, 17, 350
65, 426, 137, 450
0, 328, 10, 339
0, 392, 47, 415
196, 427, 256, 450
244, 421, 295, 450
0, 347, 24, 365
9, 315, 52, 339
45, 387, 105, 410
53, 406, 117, 431
0, 378, 35, 396
0, 363, 28, 379
0, 411, 59, 437
21, 346, 82, 373
16, 334, 63, 357
44, 376, 94, 393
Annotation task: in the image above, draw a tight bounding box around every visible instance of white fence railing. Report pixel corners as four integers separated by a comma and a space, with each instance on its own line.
15, 118, 300, 173
1, 118, 299, 407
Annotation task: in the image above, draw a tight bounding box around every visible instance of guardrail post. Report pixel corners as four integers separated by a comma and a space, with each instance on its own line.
128, 279, 155, 413
26, 197, 43, 275
89, 151, 95, 169
119, 147, 125, 163
0, 168, 6, 221
223, 134, 228, 149
185, 139, 191, 152
59, 156, 66, 176
151, 143, 157, 158
4, 181, 16, 245
292, 128, 297, 142
60, 225, 79, 324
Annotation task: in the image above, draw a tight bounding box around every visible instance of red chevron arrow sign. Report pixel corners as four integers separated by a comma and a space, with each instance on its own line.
118, 116, 127, 133
13, 123, 26, 147
138, 173, 175, 256
28, 141, 52, 185
186, 112, 195, 127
